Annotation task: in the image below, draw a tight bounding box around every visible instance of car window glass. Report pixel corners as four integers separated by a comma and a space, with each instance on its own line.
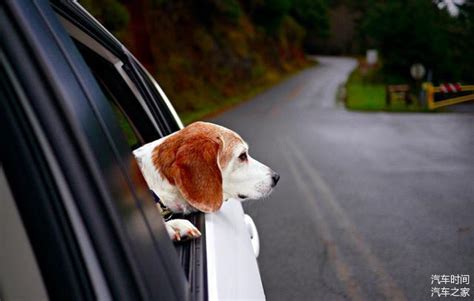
55, 12, 206, 296
91, 70, 141, 148
109, 101, 140, 147
72, 39, 159, 149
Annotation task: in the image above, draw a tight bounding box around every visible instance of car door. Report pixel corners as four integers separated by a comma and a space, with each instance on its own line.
1, 0, 189, 300
50, 1, 208, 299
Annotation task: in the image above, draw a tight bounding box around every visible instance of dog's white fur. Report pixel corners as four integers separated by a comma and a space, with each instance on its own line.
133, 122, 277, 240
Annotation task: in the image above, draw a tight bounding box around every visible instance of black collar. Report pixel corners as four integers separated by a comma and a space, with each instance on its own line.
151, 190, 174, 221
151, 190, 166, 209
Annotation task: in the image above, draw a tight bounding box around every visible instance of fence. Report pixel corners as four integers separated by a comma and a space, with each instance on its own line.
423, 83, 474, 109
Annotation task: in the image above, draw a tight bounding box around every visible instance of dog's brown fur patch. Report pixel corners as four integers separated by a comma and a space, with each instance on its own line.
152, 122, 243, 212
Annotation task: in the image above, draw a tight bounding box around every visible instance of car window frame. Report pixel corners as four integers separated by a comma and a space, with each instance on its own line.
50, 3, 208, 300
0, 45, 97, 301
60, 15, 165, 141
51, 0, 181, 136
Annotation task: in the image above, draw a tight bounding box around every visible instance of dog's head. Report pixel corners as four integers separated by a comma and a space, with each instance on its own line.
152, 121, 279, 213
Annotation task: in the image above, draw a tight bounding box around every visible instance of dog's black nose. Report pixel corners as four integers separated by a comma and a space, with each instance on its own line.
271, 172, 280, 187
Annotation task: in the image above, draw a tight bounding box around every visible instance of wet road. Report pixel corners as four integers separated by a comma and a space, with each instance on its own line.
211, 57, 474, 300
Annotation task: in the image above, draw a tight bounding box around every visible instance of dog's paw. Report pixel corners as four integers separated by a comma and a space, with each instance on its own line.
165, 219, 201, 241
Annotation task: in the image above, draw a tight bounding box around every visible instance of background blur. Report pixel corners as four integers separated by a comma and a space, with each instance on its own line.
81, 0, 474, 122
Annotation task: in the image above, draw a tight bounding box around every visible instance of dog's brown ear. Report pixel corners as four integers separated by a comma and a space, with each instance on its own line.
173, 137, 223, 213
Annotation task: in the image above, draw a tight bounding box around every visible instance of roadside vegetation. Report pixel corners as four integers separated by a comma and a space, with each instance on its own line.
345, 65, 428, 112
80, 0, 474, 118
338, 0, 474, 112
357, 0, 474, 84
81, 0, 329, 123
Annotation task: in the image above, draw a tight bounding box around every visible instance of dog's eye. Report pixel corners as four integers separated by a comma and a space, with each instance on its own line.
238, 152, 248, 162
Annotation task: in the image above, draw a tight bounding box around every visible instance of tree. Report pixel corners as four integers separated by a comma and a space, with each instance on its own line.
358, 0, 474, 82
247, 0, 293, 33
291, 0, 330, 52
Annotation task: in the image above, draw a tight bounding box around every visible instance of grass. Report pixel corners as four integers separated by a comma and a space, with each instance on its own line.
345, 67, 430, 112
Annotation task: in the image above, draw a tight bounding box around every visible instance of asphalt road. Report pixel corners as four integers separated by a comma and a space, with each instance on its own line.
211, 57, 474, 301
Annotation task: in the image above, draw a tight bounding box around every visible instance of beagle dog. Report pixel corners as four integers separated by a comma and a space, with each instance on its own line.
133, 121, 279, 241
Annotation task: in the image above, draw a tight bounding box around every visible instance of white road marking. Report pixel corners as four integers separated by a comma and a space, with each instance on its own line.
279, 138, 366, 301
285, 137, 407, 301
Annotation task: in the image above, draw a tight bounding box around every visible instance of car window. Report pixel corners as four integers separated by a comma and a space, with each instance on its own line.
0, 166, 49, 301
72, 40, 156, 149
109, 99, 140, 148
53, 7, 207, 299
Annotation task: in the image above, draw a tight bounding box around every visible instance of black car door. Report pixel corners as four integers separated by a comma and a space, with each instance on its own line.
0, 0, 189, 300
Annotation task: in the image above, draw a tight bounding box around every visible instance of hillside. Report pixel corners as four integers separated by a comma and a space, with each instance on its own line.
81, 0, 317, 123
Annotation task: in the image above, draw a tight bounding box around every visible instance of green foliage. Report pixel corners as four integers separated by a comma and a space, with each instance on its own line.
358, 0, 474, 82
252, 0, 293, 33
280, 16, 306, 44
291, 0, 329, 37
455, 1, 474, 82
264, 0, 293, 15
214, 0, 242, 21
291, 0, 329, 52
81, 0, 129, 33
81, 0, 316, 122
192, 0, 242, 24
193, 28, 215, 53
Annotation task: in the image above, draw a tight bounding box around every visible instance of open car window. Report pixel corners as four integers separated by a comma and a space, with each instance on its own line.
59, 15, 161, 148
72, 40, 147, 149
55, 12, 181, 138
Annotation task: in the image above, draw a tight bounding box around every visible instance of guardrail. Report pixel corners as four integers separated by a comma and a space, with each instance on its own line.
423, 82, 474, 109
